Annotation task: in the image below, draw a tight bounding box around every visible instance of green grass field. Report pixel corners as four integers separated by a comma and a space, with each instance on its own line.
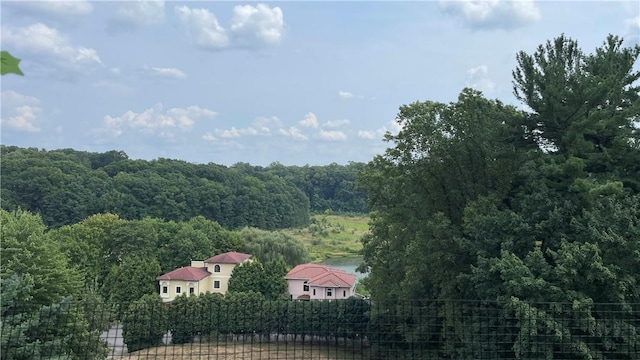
282, 214, 369, 262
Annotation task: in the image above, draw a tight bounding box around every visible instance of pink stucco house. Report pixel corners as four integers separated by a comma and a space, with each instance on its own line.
285, 263, 357, 300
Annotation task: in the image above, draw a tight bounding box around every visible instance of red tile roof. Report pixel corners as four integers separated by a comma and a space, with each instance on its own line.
285, 263, 356, 288
204, 251, 252, 264
157, 266, 210, 281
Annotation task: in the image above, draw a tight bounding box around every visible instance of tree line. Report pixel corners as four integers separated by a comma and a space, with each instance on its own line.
122, 292, 370, 353
0, 146, 368, 229
358, 34, 639, 358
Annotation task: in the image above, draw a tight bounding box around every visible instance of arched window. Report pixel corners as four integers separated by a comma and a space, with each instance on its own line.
214, 264, 221, 273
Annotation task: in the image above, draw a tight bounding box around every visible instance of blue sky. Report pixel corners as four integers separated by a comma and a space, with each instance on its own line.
2, 1, 639, 166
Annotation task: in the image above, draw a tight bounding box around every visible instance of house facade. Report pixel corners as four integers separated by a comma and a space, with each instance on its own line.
285, 263, 357, 300
156, 251, 252, 302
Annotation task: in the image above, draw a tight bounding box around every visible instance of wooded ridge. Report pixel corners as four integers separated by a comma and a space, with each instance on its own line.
0, 145, 368, 229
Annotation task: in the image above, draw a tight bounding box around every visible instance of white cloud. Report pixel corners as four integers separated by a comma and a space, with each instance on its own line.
439, 0, 541, 30
279, 126, 308, 141
253, 116, 283, 132
175, 5, 229, 49
338, 90, 354, 99
230, 4, 285, 47
218, 126, 263, 138
147, 66, 187, 79
319, 130, 347, 141
4, 1, 93, 17
324, 119, 350, 128
107, 1, 165, 34
357, 130, 377, 140
1, 23, 103, 79
299, 112, 319, 128
1, 91, 42, 132
102, 103, 217, 138
175, 3, 284, 50
358, 119, 403, 140
465, 65, 496, 93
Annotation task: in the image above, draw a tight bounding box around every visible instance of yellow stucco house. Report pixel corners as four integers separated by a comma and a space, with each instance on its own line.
156, 251, 252, 302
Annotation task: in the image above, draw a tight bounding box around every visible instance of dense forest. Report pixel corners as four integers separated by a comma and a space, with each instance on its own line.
0, 146, 368, 229
358, 34, 640, 357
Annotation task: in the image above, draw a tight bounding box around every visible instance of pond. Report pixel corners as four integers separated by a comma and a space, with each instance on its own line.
319, 256, 367, 281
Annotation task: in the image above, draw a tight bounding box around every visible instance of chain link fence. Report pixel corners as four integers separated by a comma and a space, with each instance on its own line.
2, 297, 639, 359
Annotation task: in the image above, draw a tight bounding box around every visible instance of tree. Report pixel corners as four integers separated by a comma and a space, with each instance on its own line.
239, 227, 309, 267
262, 258, 289, 300
0, 210, 108, 359
103, 255, 162, 317
513, 35, 640, 185
121, 294, 168, 353
358, 34, 640, 358
0, 209, 82, 312
227, 260, 266, 295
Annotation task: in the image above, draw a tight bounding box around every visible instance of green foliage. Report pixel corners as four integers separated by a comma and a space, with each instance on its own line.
359, 34, 640, 358
239, 227, 309, 267
0, 234, 108, 360
281, 214, 369, 261
227, 258, 288, 300
0, 147, 317, 230
1, 282, 109, 360
121, 294, 168, 353
0, 209, 82, 312
133, 292, 370, 346
0, 50, 24, 76
228, 260, 266, 295
104, 255, 162, 317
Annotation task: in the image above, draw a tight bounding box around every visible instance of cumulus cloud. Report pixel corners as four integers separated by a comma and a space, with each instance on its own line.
358, 119, 403, 140
175, 5, 229, 49
102, 103, 217, 138
253, 116, 283, 133
1, 23, 103, 80
465, 65, 496, 93
338, 90, 354, 99
319, 130, 347, 141
203, 116, 281, 143
230, 4, 285, 47
338, 90, 366, 100
299, 112, 319, 128
439, 0, 541, 30
107, 0, 165, 34
1, 91, 42, 132
324, 119, 350, 128
357, 130, 377, 140
279, 126, 308, 141
175, 3, 284, 50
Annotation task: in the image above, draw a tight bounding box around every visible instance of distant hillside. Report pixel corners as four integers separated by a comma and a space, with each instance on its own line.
0, 146, 368, 229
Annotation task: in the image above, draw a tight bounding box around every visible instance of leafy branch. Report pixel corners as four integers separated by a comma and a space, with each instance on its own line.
1, 50, 24, 76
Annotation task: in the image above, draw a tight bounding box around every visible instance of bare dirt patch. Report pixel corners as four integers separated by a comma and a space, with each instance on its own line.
119, 342, 369, 359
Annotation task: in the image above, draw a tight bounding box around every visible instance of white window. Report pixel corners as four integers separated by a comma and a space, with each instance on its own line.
162, 286, 168, 294
214, 265, 221, 273
214, 280, 220, 289
343, 290, 346, 297
176, 286, 182, 294
303, 281, 309, 291
189, 287, 195, 295
327, 288, 332, 297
